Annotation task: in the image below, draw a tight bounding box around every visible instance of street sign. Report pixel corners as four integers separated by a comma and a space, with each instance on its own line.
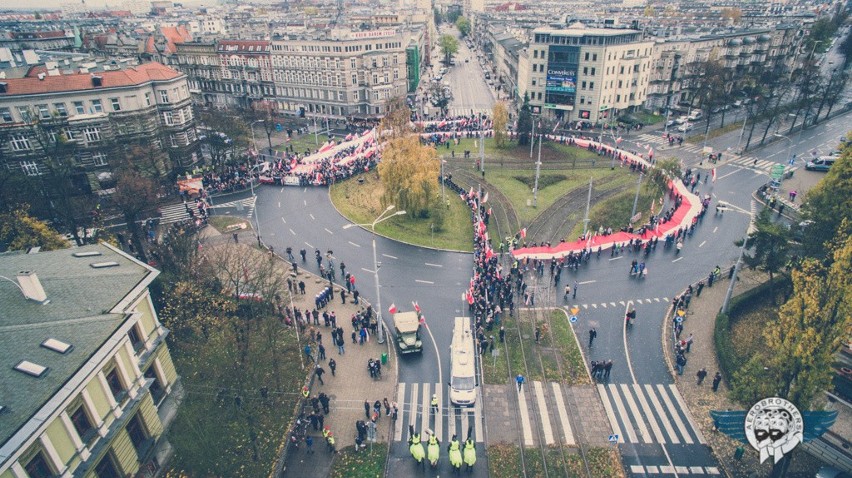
608, 434, 619, 443
675, 316, 683, 324
630, 212, 642, 223
770, 164, 786, 180
569, 316, 578, 323
570, 306, 580, 315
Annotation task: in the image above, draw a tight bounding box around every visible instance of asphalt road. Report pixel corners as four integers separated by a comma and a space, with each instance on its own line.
442, 28, 496, 117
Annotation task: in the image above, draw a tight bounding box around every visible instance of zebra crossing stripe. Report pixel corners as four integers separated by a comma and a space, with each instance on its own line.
597, 384, 624, 443
668, 384, 706, 444
395, 383, 405, 440
409, 382, 419, 431
434, 383, 442, 440
420, 383, 430, 435
654, 384, 693, 444
619, 384, 653, 443
552, 382, 575, 445
473, 389, 484, 441
632, 384, 666, 443
607, 384, 637, 442
533, 381, 555, 445
643, 384, 680, 444
517, 385, 535, 446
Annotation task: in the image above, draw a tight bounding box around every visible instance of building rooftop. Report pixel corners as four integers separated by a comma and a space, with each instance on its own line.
533, 26, 642, 37
0, 244, 157, 455
0, 62, 182, 97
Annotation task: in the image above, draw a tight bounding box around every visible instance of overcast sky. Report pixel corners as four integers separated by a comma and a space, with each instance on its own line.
13, 0, 211, 10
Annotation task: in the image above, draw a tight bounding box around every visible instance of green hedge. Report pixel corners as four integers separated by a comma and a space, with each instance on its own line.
714, 276, 792, 382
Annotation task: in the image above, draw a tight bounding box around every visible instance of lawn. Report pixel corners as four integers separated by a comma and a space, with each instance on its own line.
276, 133, 332, 155
329, 445, 388, 478
329, 172, 473, 252
438, 137, 600, 166
487, 445, 622, 478
567, 181, 657, 241
487, 444, 523, 478
485, 168, 631, 225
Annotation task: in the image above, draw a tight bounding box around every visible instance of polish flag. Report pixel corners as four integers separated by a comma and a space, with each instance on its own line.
711, 168, 717, 183
412, 301, 421, 313
467, 290, 475, 305
616, 136, 623, 144
388, 303, 397, 314
520, 228, 527, 239
482, 192, 489, 203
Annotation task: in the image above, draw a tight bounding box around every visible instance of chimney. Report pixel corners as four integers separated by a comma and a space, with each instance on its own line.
16, 271, 49, 304
37, 72, 46, 80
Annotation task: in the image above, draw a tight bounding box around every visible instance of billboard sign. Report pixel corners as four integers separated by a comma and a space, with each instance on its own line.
546, 68, 576, 93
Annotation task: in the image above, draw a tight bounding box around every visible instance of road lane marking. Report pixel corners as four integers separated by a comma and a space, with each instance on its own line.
610, 302, 616, 307
699, 241, 706, 248
592, 304, 598, 309
421, 383, 430, 437
409, 383, 419, 431
597, 384, 623, 443
672, 257, 684, 263
607, 384, 637, 442
579, 280, 597, 285
281, 217, 286, 223
361, 268, 373, 273
552, 383, 575, 445
713, 227, 718, 233
348, 241, 361, 248
633, 384, 666, 443
425, 263, 443, 267
601, 303, 607, 308
669, 384, 706, 444
395, 383, 405, 440
278, 201, 281, 208
305, 242, 314, 249
533, 381, 554, 445
620, 384, 652, 443
636, 299, 643, 304
652, 384, 692, 444
609, 256, 624, 261
582, 304, 588, 309
517, 384, 535, 446
382, 254, 398, 259
434, 383, 443, 441
325, 228, 333, 235
289, 228, 296, 235
304, 200, 307, 206
619, 301, 625, 306
416, 279, 435, 285
622, 301, 638, 385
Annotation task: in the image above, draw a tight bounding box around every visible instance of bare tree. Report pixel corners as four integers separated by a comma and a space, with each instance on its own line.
113, 168, 157, 263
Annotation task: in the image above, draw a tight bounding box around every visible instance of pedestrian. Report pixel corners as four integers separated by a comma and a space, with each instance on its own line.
318, 343, 326, 361
573, 281, 578, 299
712, 372, 722, 392
299, 281, 306, 295
304, 344, 314, 363
696, 281, 705, 297
499, 326, 505, 343
696, 368, 707, 385
329, 358, 337, 376
676, 354, 687, 375
516, 374, 525, 392
384, 398, 392, 416
315, 365, 326, 385
305, 435, 314, 454
364, 400, 371, 419
431, 394, 439, 414
685, 333, 694, 353
604, 359, 613, 378
534, 326, 541, 344
564, 285, 571, 302
320, 393, 331, 414
588, 328, 597, 347
336, 335, 345, 355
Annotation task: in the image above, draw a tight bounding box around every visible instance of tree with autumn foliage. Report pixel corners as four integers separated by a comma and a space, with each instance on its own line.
378, 135, 441, 221
379, 96, 414, 139
492, 102, 509, 148
0, 205, 68, 252
732, 223, 852, 410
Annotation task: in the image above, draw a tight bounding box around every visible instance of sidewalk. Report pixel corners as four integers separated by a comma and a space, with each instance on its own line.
663, 268, 831, 476
201, 227, 397, 478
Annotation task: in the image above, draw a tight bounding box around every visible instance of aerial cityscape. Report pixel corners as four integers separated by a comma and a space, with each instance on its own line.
0, 0, 849, 477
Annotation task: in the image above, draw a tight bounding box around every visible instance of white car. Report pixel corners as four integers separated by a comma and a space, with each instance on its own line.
677, 123, 694, 132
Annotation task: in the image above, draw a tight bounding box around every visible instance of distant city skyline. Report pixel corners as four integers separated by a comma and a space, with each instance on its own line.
8, 0, 213, 10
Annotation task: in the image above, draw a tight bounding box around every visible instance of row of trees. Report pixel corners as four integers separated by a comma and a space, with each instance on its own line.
730, 138, 852, 413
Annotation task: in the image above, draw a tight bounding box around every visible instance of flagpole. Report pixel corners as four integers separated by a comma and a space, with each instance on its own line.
582, 177, 592, 238
533, 133, 542, 207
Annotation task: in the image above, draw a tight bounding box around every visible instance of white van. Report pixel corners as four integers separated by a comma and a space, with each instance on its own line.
449, 317, 477, 406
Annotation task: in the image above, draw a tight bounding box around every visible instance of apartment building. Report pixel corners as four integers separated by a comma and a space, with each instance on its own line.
645, 24, 805, 111
0, 62, 198, 190
520, 26, 654, 124
270, 28, 425, 118
0, 243, 179, 478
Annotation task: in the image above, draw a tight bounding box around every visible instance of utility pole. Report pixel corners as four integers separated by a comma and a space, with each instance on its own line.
722, 235, 748, 314
533, 134, 542, 207
582, 177, 592, 237
441, 159, 446, 206
630, 172, 643, 221
529, 116, 536, 159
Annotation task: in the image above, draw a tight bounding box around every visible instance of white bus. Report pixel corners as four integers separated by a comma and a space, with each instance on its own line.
449, 317, 477, 406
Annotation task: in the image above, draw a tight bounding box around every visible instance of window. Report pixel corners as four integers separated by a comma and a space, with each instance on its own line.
128, 325, 144, 351
125, 413, 150, 456
163, 111, 174, 125
24, 450, 54, 478
74, 101, 85, 115
159, 90, 170, 103
144, 93, 152, 106
54, 103, 67, 117
11, 134, 31, 151
70, 403, 97, 443
18, 106, 32, 122
0, 107, 11, 122
37, 104, 50, 119
591, 67, 596, 75
110, 98, 121, 111
104, 367, 126, 401
592, 54, 597, 61
84, 127, 101, 143
94, 453, 121, 478
93, 152, 107, 166
589, 82, 595, 90
91, 100, 103, 113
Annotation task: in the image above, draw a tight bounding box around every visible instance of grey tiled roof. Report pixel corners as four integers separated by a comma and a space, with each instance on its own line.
0, 244, 155, 450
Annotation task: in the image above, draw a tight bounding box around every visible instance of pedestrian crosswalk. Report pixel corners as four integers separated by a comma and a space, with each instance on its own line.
157, 196, 256, 225
629, 464, 720, 475
511, 381, 577, 446
562, 297, 670, 311
725, 155, 797, 175
597, 383, 705, 445
394, 382, 484, 444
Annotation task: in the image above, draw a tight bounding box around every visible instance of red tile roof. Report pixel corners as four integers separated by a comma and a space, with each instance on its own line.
0, 63, 183, 96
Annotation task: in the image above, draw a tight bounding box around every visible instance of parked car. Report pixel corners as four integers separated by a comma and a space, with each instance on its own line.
688, 110, 703, 121
676, 115, 689, 125
805, 156, 836, 171
677, 123, 694, 132
666, 119, 677, 127
733, 100, 743, 108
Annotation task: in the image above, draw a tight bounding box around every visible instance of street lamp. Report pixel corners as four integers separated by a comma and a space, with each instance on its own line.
249, 119, 265, 156
773, 133, 793, 168
342, 205, 407, 344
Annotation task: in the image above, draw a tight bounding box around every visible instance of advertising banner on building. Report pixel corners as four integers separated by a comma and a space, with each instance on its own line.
545, 45, 579, 107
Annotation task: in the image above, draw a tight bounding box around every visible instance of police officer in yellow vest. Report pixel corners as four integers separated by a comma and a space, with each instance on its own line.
427, 430, 440, 468
409, 425, 425, 467
463, 437, 476, 470
448, 434, 462, 472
